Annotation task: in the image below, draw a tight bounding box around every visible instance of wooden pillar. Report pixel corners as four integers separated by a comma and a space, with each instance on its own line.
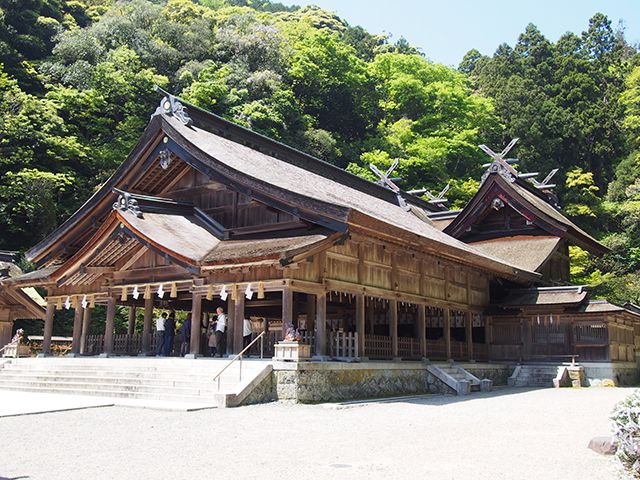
188, 289, 202, 357
367, 299, 375, 334
234, 292, 245, 354
315, 292, 327, 356
390, 299, 398, 359
80, 307, 92, 355
282, 287, 293, 335
227, 295, 235, 356
418, 304, 427, 358
444, 308, 452, 361
70, 306, 83, 355
102, 297, 116, 356
356, 293, 365, 358
305, 294, 316, 334
142, 297, 154, 355
466, 311, 474, 361
127, 306, 136, 335
40, 303, 55, 356
523, 317, 532, 361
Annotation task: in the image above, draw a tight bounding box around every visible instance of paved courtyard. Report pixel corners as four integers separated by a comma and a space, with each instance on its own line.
0, 387, 632, 480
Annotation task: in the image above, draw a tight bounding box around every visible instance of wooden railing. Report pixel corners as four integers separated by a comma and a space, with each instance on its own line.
398, 337, 421, 360
365, 334, 392, 359
329, 331, 358, 358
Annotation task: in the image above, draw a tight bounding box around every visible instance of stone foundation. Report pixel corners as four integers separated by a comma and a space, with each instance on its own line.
583, 362, 639, 386
270, 361, 514, 403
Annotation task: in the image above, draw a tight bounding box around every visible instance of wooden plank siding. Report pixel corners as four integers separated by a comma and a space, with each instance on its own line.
289, 235, 491, 310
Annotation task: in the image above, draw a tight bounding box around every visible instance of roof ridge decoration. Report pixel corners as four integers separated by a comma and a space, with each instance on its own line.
369, 160, 410, 212
113, 189, 143, 219
479, 138, 520, 184
152, 85, 193, 127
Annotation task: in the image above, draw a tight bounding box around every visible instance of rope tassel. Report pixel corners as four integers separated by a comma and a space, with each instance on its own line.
120, 286, 128, 302
257, 281, 265, 299
170, 282, 178, 298
206, 285, 213, 301
143, 285, 151, 300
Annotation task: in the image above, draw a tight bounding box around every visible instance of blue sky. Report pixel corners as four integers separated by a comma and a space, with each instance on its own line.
278, 0, 639, 66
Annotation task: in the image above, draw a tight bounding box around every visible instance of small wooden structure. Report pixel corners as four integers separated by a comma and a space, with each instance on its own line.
0, 251, 46, 350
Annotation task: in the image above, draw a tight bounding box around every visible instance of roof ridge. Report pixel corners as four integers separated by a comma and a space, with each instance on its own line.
153, 87, 444, 214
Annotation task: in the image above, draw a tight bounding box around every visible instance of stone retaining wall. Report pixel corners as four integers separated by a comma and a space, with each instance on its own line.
272, 362, 462, 403
583, 362, 640, 386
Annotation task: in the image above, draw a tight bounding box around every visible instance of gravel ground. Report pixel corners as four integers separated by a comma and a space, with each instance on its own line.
0, 387, 632, 480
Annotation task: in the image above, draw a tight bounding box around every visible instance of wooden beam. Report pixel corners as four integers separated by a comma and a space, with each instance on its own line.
188, 287, 203, 357
80, 307, 92, 355
234, 291, 245, 355
70, 306, 83, 355
118, 246, 148, 271
85, 266, 116, 274
315, 292, 327, 356
128, 306, 136, 335
418, 304, 426, 358
466, 311, 473, 361
356, 293, 365, 357
227, 292, 236, 356
444, 308, 452, 361
103, 297, 116, 356
41, 303, 55, 356
142, 297, 154, 355
282, 287, 293, 335
390, 299, 398, 358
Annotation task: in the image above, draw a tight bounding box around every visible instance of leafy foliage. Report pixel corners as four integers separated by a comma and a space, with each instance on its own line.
0, 0, 639, 320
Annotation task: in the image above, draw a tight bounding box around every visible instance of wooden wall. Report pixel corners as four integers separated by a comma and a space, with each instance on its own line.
164, 168, 298, 230
289, 234, 491, 310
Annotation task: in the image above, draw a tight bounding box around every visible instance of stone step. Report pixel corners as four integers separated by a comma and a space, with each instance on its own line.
0, 373, 241, 389
0, 366, 262, 378
0, 384, 222, 403
0, 379, 231, 396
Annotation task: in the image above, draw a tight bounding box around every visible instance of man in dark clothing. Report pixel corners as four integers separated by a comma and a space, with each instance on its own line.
180, 314, 191, 357
163, 312, 176, 356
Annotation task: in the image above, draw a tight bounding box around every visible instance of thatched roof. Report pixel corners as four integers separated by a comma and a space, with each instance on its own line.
469, 236, 561, 273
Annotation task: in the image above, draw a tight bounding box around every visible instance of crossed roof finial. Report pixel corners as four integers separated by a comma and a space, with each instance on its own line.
369, 160, 410, 211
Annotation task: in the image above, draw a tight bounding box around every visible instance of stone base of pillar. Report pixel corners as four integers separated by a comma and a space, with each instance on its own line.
184, 353, 201, 359
66, 353, 82, 358
98, 353, 113, 358
137, 352, 154, 357
421, 357, 431, 363
468, 359, 476, 363
392, 357, 402, 362
37, 353, 53, 358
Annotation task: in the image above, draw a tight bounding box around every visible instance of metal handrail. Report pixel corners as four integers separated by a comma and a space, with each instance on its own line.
212, 331, 266, 391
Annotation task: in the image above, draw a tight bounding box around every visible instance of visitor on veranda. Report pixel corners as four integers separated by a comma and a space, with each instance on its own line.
243, 318, 252, 352
180, 313, 191, 357
215, 307, 227, 357
208, 316, 217, 357
155, 312, 167, 356
163, 311, 176, 356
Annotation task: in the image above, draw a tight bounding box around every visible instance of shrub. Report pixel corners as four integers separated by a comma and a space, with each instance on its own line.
611, 389, 640, 478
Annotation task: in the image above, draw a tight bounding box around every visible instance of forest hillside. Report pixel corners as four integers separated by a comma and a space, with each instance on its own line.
2, 0, 640, 305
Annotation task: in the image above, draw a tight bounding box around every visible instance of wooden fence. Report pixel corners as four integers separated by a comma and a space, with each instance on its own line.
365, 334, 391, 359
330, 331, 358, 358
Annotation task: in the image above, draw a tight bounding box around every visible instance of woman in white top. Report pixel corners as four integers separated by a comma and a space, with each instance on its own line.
243, 318, 252, 351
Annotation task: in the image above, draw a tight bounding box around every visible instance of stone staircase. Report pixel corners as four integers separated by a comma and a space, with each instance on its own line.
427, 363, 492, 395
508, 364, 561, 388
0, 357, 272, 407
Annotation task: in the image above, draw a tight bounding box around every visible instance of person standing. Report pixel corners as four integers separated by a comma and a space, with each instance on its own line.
207, 317, 217, 357
163, 311, 176, 357
155, 312, 167, 356
243, 317, 252, 351
215, 307, 227, 357
180, 313, 191, 357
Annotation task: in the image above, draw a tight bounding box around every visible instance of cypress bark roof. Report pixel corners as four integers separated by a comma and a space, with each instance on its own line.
469, 236, 562, 273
